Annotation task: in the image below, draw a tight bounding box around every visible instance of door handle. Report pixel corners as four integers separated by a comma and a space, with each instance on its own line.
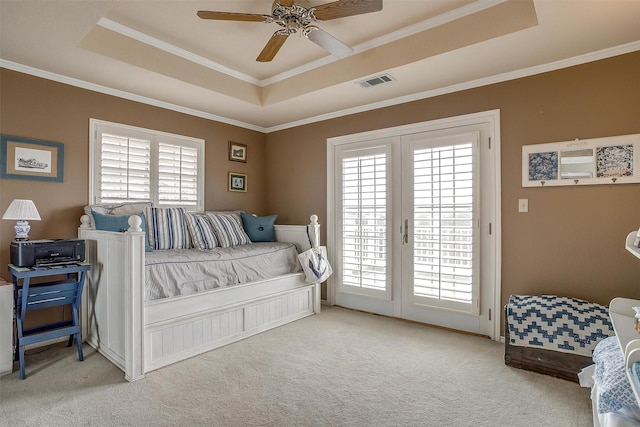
404, 219, 409, 244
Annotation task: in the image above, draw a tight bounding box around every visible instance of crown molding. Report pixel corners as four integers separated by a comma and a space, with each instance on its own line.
97, 18, 261, 86
265, 40, 640, 133
2, 41, 638, 134
0, 59, 266, 133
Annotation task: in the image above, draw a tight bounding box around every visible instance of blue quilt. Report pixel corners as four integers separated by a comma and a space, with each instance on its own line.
593, 336, 639, 414
506, 294, 614, 357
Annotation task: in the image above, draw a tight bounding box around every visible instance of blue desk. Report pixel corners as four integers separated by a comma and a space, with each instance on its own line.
8, 262, 91, 379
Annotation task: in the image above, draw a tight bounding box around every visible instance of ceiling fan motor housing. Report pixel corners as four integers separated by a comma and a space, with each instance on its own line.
271, 1, 317, 34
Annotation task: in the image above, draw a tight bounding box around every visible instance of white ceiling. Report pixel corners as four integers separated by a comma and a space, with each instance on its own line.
1, 0, 640, 132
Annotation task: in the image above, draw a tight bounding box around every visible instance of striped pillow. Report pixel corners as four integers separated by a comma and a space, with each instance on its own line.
144, 207, 191, 250
184, 213, 218, 249
207, 212, 251, 248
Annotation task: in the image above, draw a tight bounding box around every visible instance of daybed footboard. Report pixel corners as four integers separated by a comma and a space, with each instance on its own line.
79, 214, 321, 381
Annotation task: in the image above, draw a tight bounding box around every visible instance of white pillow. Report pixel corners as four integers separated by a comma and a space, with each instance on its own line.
207, 212, 251, 248
144, 207, 191, 250
184, 213, 218, 249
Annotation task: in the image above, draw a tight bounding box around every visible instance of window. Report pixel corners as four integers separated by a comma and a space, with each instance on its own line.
413, 142, 475, 306
334, 142, 393, 301
341, 152, 388, 292
90, 119, 204, 211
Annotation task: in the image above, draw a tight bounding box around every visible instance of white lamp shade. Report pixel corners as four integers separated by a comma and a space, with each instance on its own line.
2, 199, 41, 221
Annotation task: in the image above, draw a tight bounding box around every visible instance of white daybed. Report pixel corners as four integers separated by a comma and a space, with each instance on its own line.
78, 213, 322, 382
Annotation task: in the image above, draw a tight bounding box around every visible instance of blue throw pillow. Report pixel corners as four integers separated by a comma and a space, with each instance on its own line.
241, 212, 277, 242
91, 210, 152, 252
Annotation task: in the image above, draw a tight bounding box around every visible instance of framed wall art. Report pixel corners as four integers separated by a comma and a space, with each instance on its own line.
522, 133, 640, 187
0, 135, 64, 182
228, 172, 247, 192
228, 141, 247, 163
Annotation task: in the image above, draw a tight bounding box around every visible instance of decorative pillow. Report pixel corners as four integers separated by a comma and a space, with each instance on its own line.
205, 210, 243, 218
84, 202, 153, 228
91, 210, 152, 252
241, 212, 277, 242
207, 212, 251, 248
184, 213, 218, 249
144, 207, 191, 250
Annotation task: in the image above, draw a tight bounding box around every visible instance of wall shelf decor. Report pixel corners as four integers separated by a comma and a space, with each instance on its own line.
522, 133, 640, 187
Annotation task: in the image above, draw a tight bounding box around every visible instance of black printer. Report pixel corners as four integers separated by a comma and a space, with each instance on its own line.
10, 239, 85, 267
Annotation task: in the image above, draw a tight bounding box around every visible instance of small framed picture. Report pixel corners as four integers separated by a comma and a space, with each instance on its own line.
228, 172, 247, 192
228, 141, 247, 163
1, 135, 64, 182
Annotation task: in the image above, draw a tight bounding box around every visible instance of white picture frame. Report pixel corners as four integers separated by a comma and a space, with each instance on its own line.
522, 133, 640, 187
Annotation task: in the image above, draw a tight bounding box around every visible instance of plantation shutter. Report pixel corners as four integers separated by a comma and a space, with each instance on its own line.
412, 139, 477, 310
338, 144, 391, 298
99, 133, 151, 202
91, 119, 204, 211
158, 143, 199, 205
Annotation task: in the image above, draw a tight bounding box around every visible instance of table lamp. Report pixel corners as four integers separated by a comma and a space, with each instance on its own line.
2, 199, 41, 241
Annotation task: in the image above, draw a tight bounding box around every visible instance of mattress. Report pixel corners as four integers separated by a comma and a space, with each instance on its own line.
144, 242, 302, 301
506, 294, 614, 357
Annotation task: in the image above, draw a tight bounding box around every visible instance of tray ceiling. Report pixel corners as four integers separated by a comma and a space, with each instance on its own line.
1, 0, 640, 131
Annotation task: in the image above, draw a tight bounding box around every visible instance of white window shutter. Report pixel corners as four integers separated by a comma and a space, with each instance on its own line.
91, 119, 204, 211
413, 143, 475, 304
340, 150, 388, 293
99, 133, 151, 202
158, 143, 199, 205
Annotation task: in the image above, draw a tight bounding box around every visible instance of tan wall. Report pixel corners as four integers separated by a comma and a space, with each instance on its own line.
2, 52, 639, 332
0, 68, 267, 281
265, 51, 640, 309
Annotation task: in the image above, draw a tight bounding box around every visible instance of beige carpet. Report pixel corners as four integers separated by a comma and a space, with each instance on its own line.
0, 306, 592, 426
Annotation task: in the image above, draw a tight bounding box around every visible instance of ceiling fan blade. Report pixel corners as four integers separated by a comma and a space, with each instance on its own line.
197, 11, 270, 23
304, 26, 353, 59
312, 0, 382, 21
256, 32, 290, 62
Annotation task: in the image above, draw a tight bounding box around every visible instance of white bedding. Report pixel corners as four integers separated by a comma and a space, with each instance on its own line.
144, 242, 302, 301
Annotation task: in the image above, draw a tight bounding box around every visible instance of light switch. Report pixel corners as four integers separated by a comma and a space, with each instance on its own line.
518, 199, 528, 213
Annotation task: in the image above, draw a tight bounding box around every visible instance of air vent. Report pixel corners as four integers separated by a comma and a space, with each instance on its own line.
357, 73, 395, 89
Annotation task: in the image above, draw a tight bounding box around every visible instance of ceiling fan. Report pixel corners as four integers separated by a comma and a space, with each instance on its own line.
197, 0, 383, 62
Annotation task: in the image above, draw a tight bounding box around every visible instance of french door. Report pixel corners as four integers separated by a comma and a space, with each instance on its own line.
328, 111, 500, 339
